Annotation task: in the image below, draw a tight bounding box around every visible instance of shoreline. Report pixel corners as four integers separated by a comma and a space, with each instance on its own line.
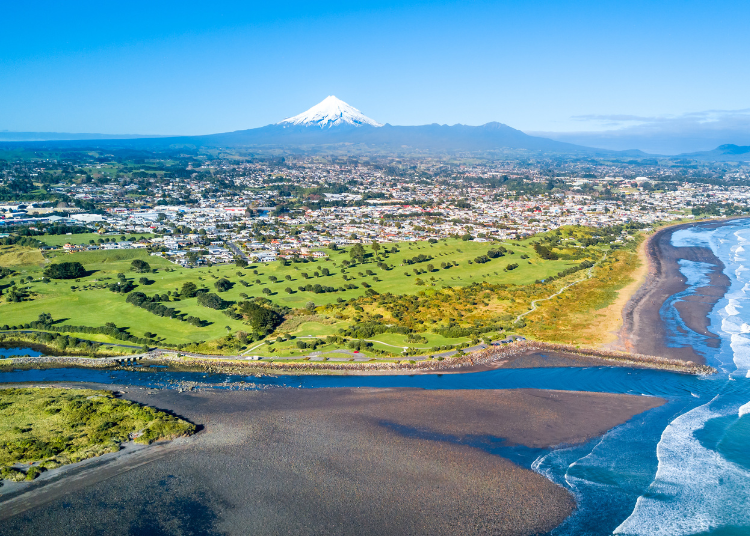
616, 217, 742, 364
0, 384, 665, 535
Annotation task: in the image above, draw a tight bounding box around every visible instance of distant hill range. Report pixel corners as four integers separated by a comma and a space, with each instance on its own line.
1, 96, 745, 160
679, 144, 750, 161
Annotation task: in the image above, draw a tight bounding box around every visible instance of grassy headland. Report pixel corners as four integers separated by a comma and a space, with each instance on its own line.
0, 387, 195, 482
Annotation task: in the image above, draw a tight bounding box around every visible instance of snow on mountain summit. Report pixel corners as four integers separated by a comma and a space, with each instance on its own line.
279, 96, 383, 128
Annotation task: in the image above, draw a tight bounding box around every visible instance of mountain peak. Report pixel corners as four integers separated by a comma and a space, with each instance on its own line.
279, 96, 383, 129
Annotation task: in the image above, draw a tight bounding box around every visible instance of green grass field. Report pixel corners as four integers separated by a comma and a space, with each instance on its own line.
0, 235, 589, 353
0, 387, 194, 481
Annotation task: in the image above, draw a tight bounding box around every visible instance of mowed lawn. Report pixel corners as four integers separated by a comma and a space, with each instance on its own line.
1, 237, 583, 346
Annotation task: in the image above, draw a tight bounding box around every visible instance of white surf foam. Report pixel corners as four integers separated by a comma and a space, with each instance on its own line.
739, 402, 750, 418
725, 299, 742, 316
615, 400, 750, 535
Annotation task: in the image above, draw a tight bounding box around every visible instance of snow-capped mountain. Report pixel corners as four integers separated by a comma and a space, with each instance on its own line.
279, 96, 383, 129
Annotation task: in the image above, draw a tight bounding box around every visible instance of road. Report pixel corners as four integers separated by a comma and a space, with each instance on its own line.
226, 241, 250, 262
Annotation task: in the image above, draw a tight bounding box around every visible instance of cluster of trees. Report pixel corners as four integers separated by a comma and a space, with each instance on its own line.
4, 287, 28, 302
339, 322, 409, 339
44, 262, 86, 280
237, 300, 283, 335
126, 292, 176, 318
691, 203, 748, 217
10, 316, 155, 346
298, 283, 340, 294
0, 235, 43, 248
403, 254, 433, 265
487, 246, 508, 258
575, 223, 647, 247
125, 292, 207, 327
347, 339, 373, 351
108, 274, 136, 293
435, 324, 500, 338
296, 338, 323, 350
535, 260, 594, 285
533, 244, 559, 260
8, 224, 92, 237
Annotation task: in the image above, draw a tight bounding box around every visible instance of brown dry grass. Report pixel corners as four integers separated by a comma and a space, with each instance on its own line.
520, 243, 644, 347
0, 245, 45, 267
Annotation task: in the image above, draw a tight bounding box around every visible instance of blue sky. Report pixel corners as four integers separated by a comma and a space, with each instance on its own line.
1, 0, 749, 136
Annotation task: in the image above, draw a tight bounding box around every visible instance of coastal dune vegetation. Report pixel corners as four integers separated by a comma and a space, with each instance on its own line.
0, 387, 195, 482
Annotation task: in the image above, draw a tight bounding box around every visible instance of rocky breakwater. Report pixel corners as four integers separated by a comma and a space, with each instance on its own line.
0, 355, 143, 368
0, 343, 715, 376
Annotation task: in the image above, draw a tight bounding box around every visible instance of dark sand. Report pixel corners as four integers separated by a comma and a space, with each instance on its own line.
0, 386, 664, 536
618, 221, 732, 364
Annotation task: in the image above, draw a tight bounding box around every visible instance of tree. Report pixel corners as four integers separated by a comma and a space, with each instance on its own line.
235, 258, 248, 268
262, 288, 272, 296
130, 259, 151, 273
371, 242, 380, 254
349, 244, 365, 263
197, 292, 225, 310
305, 301, 316, 312
214, 278, 232, 292
238, 301, 282, 334
285, 287, 293, 294
181, 281, 198, 298
44, 262, 86, 280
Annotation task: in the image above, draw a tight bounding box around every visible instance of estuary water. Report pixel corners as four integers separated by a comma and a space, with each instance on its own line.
2, 220, 750, 534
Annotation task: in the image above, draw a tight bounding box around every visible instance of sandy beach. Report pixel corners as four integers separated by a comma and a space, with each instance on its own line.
617, 220, 733, 364
0, 385, 663, 535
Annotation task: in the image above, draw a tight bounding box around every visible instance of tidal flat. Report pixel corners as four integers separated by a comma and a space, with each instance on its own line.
0, 386, 663, 536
